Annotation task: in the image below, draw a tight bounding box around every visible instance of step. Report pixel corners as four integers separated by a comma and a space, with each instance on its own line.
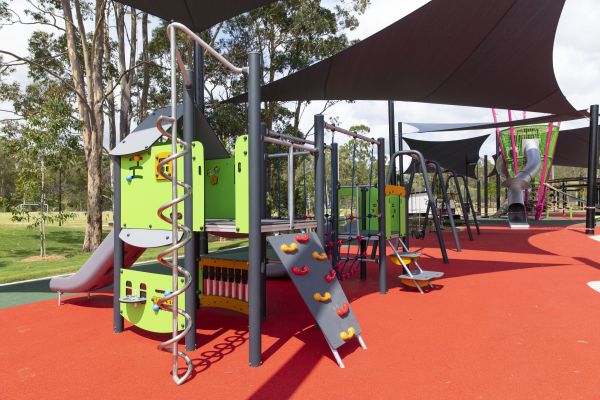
398, 270, 444, 281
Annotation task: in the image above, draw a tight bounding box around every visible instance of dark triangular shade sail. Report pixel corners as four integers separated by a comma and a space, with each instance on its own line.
115, 0, 277, 32
553, 126, 599, 168
229, 0, 576, 115
404, 135, 489, 178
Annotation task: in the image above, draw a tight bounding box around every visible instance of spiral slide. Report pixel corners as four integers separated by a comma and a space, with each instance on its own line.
49, 230, 145, 294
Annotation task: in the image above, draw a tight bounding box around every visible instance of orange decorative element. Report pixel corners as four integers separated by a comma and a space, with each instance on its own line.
324, 269, 336, 283
133, 154, 143, 162
155, 151, 172, 180
281, 243, 298, 253
337, 303, 350, 317
210, 175, 219, 185
385, 185, 406, 197
295, 233, 310, 243
340, 327, 356, 341
292, 265, 310, 276
313, 292, 331, 302
312, 251, 328, 261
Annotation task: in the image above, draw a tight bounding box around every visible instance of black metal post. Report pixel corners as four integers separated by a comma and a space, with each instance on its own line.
113, 155, 124, 333
260, 124, 267, 320
388, 101, 396, 185
398, 122, 404, 185
477, 179, 481, 215
427, 161, 461, 252
585, 104, 599, 234
183, 69, 197, 351
360, 187, 367, 280
496, 136, 501, 212
484, 155, 489, 217
447, 172, 473, 241
377, 138, 387, 294
462, 175, 480, 235
315, 115, 326, 243
331, 143, 339, 271
247, 52, 262, 367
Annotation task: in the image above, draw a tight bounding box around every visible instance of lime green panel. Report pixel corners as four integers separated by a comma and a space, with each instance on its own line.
121, 141, 204, 232
234, 136, 249, 234
499, 124, 560, 185
120, 268, 186, 333
205, 158, 235, 219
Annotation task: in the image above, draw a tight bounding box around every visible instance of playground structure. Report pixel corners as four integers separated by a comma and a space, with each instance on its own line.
48, 21, 450, 385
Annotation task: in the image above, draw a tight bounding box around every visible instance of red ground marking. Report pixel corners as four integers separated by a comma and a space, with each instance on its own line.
1, 226, 600, 399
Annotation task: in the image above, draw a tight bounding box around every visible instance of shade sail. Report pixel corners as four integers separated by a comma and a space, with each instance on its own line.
230, 0, 577, 115
116, 0, 277, 32
553, 127, 599, 168
404, 135, 489, 178
406, 113, 586, 134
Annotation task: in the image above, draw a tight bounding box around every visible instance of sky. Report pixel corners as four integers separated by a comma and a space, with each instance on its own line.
1, 0, 599, 161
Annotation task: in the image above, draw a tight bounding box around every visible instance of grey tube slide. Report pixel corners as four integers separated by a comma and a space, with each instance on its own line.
49, 230, 144, 293
504, 139, 541, 227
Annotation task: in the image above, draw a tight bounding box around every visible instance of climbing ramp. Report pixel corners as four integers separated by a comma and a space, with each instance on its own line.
267, 232, 366, 368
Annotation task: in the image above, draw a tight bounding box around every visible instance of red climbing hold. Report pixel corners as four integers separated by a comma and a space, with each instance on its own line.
338, 240, 343, 247
328, 241, 334, 247
324, 269, 336, 283
356, 235, 363, 242
295, 233, 310, 243
348, 215, 356, 221
337, 303, 350, 317
292, 265, 310, 276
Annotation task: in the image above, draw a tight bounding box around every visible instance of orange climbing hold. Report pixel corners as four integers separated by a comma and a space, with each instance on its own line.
313, 292, 331, 302
340, 327, 356, 340
336, 303, 350, 317
292, 265, 310, 276
281, 243, 298, 253
312, 251, 328, 261
295, 233, 310, 243
324, 269, 336, 283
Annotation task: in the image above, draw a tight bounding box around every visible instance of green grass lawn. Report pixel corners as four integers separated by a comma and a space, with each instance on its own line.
0, 212, 247, 284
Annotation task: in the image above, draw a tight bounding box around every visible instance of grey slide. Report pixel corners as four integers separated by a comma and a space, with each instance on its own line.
505, 139, 541, 229
49, 230, 145, 293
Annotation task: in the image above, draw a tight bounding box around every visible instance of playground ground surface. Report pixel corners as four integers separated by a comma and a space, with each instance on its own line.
2, 225, 600, 399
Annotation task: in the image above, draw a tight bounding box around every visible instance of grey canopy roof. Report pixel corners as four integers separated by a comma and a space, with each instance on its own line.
110, 105, 228, 160
230, 0, 576, 115
553, 127, 598, 168
404, 135, 489, 178
406, 113, 586, 134
115, 0, 277, 32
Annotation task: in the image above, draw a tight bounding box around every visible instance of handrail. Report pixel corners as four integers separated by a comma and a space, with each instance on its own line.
264, 136, 318, 153
167, 22, 247, 90
325, 123, 379, 145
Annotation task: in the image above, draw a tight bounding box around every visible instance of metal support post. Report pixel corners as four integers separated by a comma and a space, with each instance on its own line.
586, 104, 599, 234
113, 155, 124, 333
315, 115, 326, 243
377, 138, 387, 294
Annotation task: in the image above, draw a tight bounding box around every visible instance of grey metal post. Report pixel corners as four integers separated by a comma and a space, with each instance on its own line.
113, 155, 124, 333
477, 179, 481, 215
260, 124, 268, 320
484, 155, 489, 217
315, 115, 326, 243
331, 143, 339, 271
377, 138, 387, 294
388, 101, 396, 185
447, 173, 473, 241
462, 175, 480, 235
586, 104, 599, 234
398, 122, 404, 185
194, 42, 209, 257
360, 187, 367, 280
183, 69, 197, 351
247, 52, 262, 367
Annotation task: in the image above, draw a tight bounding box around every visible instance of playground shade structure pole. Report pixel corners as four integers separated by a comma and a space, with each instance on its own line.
388, 101, 396, 185
183, 69, 197, 351
248, 52, 262, 366
315, 115, 326, 243
377, 138, 387, 294
586, 104, 599, 234
113, 155, 124, 333
484, 155, 488, 217
331, 143, 339, 272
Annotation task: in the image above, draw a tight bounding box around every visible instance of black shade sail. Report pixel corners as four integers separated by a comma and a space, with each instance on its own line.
115, 0, 277, 32
404, 135, 489, 178
230, 0, 576, 115
553, 127, 598, 168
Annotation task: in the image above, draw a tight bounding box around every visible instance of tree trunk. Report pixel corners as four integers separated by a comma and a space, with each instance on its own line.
139, 12, 149, 121
61, 0, 105, 252
116, 4, 136, 138
40, 157, 46, 258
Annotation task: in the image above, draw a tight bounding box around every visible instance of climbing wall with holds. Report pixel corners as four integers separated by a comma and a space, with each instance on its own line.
267, 233, 363, 351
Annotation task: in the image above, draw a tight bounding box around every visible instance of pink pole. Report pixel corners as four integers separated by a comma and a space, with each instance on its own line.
534, 122, 557, 220
535, 122, 562, 219
508, 110, 519, 175
492, 108, 510, 178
